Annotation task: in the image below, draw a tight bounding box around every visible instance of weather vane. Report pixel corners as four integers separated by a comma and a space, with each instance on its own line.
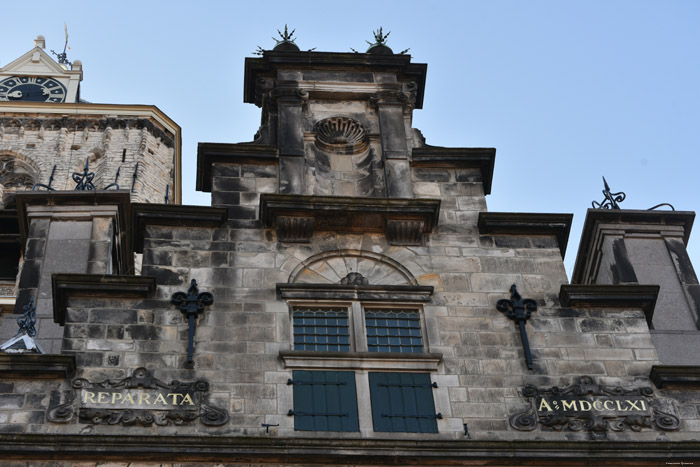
50, 22, 72, 67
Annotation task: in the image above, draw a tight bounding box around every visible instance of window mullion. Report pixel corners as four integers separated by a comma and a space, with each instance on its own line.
351, 301, 367, 352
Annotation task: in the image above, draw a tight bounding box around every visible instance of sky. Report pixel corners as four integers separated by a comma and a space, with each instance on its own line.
1, 0, 699, 276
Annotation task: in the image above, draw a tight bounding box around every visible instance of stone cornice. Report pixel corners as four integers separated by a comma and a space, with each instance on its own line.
52, 274, 156, 325
411, 147, 496, 195
2, 434, 700, 462
196, 142, 278, 192
277, 283, 434, 302
261, 194, 440, 245
244, 51, 427, 109
0, 354, 75, 379
558, 284, 660, 326
131, 203, 228, 253
571, 209, 696, 284
478, 212, 573, 257
650, 365, 700, 388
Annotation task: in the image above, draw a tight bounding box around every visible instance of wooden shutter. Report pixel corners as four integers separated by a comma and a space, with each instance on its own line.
369, 372, 439, 433
290, 370, 359, 432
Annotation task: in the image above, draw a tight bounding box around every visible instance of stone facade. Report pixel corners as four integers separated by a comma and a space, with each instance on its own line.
1, 38, 700, 465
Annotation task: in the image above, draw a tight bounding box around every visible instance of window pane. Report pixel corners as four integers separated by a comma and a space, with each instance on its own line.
365, 309, 423, 353
293, 307, 350, 351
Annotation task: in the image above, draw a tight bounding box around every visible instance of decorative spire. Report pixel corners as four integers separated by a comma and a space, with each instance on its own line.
592, 176, 675, 211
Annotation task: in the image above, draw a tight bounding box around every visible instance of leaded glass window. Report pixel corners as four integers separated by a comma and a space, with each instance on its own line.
292, 307, 350, 351
365, 308, 423, 353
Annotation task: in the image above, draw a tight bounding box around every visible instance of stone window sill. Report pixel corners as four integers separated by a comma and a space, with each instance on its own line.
280, 350, 442, 371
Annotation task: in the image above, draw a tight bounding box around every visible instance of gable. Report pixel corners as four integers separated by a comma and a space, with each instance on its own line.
1, 47, 69, 76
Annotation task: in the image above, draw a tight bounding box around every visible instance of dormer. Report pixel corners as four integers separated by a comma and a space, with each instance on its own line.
0, 35, 82, 103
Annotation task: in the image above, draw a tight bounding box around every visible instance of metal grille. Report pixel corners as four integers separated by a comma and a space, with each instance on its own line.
365, 309, 423, 353
293, 308, 350, 351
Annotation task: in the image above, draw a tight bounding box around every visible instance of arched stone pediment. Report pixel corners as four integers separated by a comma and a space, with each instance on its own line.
288, 249, 417, 286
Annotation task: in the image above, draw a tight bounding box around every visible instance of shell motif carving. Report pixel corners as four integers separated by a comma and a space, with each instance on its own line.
314, 117, 369, 155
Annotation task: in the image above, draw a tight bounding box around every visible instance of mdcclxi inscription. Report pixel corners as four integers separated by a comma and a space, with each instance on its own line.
509, 376, 679, 434
47, 367, 229, 426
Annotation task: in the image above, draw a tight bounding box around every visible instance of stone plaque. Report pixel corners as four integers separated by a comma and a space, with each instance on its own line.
47, 367, 229, 426
509, 376, 679, 434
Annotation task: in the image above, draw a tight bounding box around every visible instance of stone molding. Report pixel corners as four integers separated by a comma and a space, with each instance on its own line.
276, 283, 433, 302
243, 51, 428, 109
3, 434, 700, 462
196, 142, 277, 192
650, 365, 700, 388
572, 209, 695, 284
131, 203, 227, 253
478, 212, 573, 257
280, 350, 442, 371
0, 353, 75, 378
411, 146, 495, 195
260, 194, 440, 245
52, 274, 156, 325
558, 284, 659, 326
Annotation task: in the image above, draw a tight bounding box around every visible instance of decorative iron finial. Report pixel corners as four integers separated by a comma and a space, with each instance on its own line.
171, 279, 214, 365
32, 164, 57, 191
369, 27, 390, 46
72, 156, 96, 190
17, 296, 38, 338
497, 285, 538, 370
592, 176, 625, 209
592, 176, 675, 211
103, 166, 120, 190
275, 24, 296, 44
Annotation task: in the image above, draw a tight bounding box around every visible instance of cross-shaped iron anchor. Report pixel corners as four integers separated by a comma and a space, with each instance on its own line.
497, 284, 538, 370
171, 279, 213, 365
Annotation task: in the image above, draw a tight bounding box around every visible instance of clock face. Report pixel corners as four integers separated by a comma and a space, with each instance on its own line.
0, 76, 67, 103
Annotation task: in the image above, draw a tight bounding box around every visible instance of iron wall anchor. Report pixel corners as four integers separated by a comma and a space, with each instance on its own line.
171, 279, 213, 365
497, 284, 537, 370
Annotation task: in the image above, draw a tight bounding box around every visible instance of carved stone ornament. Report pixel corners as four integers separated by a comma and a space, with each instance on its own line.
47, 367, 229, 426
509, 375, 680, 435
314, 117, 369, 155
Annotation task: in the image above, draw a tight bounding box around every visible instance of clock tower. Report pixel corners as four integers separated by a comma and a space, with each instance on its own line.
0, 35, 82, 103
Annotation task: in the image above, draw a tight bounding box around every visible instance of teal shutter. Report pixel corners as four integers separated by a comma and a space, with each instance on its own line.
369, 372, 439, 433
291, 370, 359, 432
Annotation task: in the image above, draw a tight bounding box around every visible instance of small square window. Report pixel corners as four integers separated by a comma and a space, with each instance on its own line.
293, 307, 350, 351
365, 308, 423, 353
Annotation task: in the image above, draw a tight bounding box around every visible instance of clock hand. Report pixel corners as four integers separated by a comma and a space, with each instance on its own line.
8, 90, 22, 99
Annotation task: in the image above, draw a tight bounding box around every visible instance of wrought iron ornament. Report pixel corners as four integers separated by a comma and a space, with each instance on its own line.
17, 296, 38, 337
496, 284, 537, 370
592, 176, 625, 209
509, 376, 680, 435
72, 156, 96, 190
171, 279, 214, 365
592, 176, 675, 211
32, 164, 57, 191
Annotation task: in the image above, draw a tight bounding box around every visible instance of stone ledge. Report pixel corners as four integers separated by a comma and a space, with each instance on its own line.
52, 274, 156, 325
0, 354, 75, 379
277, 283, 434, 302
280, 350, 442, 371
196, 142, 277, 192
132, 203, 228, 253
478, 212, 573, 257
261, 194, 440, 245
2, 434, 700, 461
650, 365, 700, 389
558, 284, 659, 326
411, 147, 495, 195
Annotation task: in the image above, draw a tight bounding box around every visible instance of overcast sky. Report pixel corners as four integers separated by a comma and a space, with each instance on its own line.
2, 0, 699, 276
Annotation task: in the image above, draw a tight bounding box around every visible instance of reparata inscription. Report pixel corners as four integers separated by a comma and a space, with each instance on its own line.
509, 376, 679, 434
47, 367, 229, 426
